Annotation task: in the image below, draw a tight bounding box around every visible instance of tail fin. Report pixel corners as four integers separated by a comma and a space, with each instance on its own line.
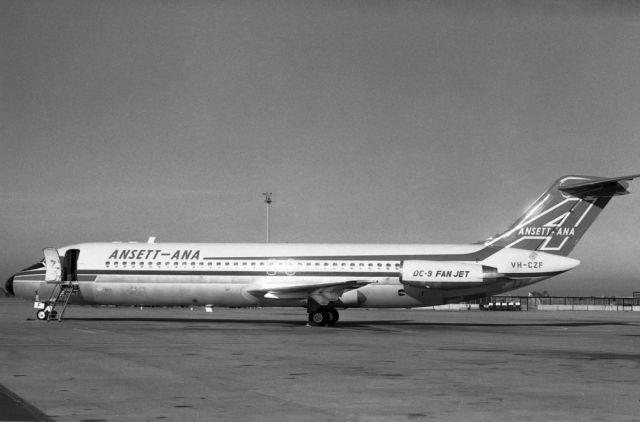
484, 174, 639, 256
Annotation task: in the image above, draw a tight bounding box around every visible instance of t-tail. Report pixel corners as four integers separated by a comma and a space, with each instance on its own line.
484, 174, 640, 256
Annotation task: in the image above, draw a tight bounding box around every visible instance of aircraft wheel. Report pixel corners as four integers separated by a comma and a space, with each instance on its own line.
326, 308, 339, 326
309, 311, 327, 326
36, 310, 48, 321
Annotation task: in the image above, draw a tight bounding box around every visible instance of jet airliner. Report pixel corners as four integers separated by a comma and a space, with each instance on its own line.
5, 174, 638, 325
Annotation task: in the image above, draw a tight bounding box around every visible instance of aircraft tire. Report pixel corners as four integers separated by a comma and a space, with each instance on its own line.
309, 311, 327, 326
326, 309, 339, 326
36, 310, 48, 321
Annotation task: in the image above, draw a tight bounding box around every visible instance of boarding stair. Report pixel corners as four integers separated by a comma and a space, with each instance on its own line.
42, 280, 78, 321
34, 247, 80, 321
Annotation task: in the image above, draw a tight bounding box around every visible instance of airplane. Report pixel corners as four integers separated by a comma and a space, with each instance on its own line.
5, 174, 639, 326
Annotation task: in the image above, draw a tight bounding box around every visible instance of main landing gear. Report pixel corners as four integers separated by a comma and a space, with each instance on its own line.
308, 307, 339, 327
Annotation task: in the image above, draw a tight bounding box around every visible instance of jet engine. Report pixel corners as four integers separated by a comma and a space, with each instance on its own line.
400, 260, 501, 289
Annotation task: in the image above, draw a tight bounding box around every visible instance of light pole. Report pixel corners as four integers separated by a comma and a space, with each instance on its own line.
263, 192, 272, 243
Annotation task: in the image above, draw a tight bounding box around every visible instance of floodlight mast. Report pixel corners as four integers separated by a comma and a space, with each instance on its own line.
263, 192, 272, 243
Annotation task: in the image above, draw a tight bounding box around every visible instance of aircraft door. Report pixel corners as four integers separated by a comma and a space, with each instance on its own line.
62, 249, 80, 282
43, 247, 62, 283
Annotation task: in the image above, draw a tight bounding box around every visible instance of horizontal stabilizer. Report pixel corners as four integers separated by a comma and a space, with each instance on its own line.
558, 174, 640, 197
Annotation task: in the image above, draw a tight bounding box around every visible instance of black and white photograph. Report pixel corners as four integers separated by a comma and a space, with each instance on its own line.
2, 1, 640, 421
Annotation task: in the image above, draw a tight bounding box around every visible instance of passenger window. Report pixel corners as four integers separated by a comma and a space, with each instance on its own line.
105, 261, 110, 268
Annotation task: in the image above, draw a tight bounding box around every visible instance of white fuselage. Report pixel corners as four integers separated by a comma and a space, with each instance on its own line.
11, 241, 579, 309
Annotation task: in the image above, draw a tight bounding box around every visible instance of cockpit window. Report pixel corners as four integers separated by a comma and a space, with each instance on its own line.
21, 262, 45, 271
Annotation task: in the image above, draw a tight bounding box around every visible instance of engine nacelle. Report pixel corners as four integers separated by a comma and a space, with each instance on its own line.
400, 260, 500, 288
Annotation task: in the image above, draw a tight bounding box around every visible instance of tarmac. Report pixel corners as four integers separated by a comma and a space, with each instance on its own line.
0, 297, 639, 422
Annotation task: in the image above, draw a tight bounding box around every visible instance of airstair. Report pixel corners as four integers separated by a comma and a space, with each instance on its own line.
34, 248, 79, 321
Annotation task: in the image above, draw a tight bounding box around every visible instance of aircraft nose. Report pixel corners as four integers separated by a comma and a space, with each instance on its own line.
4, 274, 15, 296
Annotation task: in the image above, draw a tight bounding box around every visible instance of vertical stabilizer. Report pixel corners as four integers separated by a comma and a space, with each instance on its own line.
484, 174, 639, 256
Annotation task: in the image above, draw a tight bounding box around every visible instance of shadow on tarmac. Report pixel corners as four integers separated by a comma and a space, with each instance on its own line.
0, 383, 53, 422
57, 316, 636, 329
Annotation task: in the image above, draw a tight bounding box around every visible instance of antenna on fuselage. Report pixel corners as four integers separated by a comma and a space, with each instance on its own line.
263, 192, 272, 243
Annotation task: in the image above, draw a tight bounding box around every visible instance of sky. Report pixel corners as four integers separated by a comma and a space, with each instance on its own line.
2, 0, 640, 296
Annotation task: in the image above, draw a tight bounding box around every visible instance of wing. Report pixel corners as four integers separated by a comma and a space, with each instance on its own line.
245, 279, 374, 306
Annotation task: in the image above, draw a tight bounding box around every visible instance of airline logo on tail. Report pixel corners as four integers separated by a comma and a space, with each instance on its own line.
484, 174, 640, 256
494, 196, 589, 252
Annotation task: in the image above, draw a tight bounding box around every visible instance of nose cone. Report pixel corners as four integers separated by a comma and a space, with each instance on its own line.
4, 274, 15, 296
